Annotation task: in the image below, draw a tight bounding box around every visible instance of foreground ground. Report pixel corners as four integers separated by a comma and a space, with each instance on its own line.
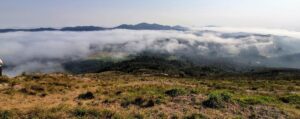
0, 72, 299, 119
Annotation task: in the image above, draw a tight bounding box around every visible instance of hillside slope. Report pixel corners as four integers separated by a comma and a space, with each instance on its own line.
0, 72, 299, 118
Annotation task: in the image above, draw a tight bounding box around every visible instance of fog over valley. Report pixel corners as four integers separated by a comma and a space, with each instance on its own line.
1, 25, 300, 76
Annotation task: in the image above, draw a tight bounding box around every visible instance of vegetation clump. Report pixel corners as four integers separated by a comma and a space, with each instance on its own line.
77, 91, 95, 100
121, 97, 156, 108
20, 85, 47, 96
165, 88, 185, 97
73, 108, 119, 118
279, 94, 300, 104
0, 110, 12, 119
238, 96, 276, 105
0, 76, 9, 83
184, 113, 208, 119
202, 91, 232, 108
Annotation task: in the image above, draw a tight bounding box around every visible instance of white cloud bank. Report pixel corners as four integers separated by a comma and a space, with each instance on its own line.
1, 28, 300, 76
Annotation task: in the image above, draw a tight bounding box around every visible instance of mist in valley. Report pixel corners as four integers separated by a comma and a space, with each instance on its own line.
1, 27, 300, 76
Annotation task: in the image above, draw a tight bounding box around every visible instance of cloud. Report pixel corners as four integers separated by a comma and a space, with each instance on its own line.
195, 26, 300, 39
1, 28, 300, 76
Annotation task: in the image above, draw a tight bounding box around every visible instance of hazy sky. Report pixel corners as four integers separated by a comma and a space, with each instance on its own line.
1, 0, 300, 30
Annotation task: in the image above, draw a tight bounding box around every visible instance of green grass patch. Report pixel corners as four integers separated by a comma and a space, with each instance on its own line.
202, 90, 233, 108
279, 94, 300, 105
237, 95, 276, 105
165, 88, 187, 97
73, 107, 120, 119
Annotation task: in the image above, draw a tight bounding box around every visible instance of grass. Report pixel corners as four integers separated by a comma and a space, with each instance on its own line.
184, 113, 208, 119
73, 107, 120, 119
77, 92, 95, 100
202, 90, 233, 108
237, 95, 277, 105
0, 72, 299, 118
165, 88, 186, 97
279, 94, 300, 105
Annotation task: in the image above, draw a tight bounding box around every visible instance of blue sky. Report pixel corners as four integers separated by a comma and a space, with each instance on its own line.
0, 0, 300, 30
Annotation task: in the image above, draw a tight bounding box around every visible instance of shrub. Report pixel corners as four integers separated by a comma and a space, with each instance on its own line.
121, 97, 157, 108
165, 88, 185, 97
184, 113, 208, 119
279, 94, 300, 104
144, 100, 155, 108
73, 108, 119, 119
121, 99, 131, 108
0, 110, 12, 119
190, 89, 200, 94
296, 105, 300, 109
0, 76, 9, 83
132, 113, 144, 119
157, 112, 168, 119
100, 109, 117, 119
73, 108, 90, 117
171, 115, 179, 119
132, 97, 144, 106
77, 92, 95, 100
131, 97, 156, 108
202, 91, 232, 108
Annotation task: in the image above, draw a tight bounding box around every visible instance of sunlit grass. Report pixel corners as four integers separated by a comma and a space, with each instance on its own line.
0, 72, 299, 118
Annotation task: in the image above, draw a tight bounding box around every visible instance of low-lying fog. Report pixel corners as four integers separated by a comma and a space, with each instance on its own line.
1, 27, 300, 76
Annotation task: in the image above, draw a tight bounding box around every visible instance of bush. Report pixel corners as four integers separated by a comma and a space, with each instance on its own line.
73, 108, 119, 119
184, 113, 208, 119
77, 92, 95, 100
0, 76, 9, 83
19, 84, 47, 96
144, 100, 155, 108
100, 110, 117, 119
132, 97, 144, 106
0, 110, 12, 119
132, 113, 144, 119
279, 94, 300, 105
121, 97, 157, 108
131, 97, 156, 108
202, 91, 232, 108
121, 99, 131, 108
73, 108, 91, 117
165, 89, 185, 97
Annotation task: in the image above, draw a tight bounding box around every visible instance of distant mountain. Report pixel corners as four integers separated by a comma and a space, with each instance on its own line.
114, 23, 187, 31
0, 23, 187, 33
0, 28, 57, 33
25, 28, 58, 32
60, 26, 106, 31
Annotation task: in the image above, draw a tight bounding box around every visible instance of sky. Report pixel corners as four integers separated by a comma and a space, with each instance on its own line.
0, 0, 300, 30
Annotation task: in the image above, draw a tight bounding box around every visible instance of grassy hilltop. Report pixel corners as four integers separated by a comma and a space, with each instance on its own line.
0, 71, 299, 119
0, 54, 300, 119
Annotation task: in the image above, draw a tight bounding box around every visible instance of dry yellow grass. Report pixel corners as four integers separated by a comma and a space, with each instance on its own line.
0, 71, 299, 118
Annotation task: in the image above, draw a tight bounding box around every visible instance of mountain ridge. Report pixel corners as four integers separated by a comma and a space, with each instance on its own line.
0, 23, 187, 33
